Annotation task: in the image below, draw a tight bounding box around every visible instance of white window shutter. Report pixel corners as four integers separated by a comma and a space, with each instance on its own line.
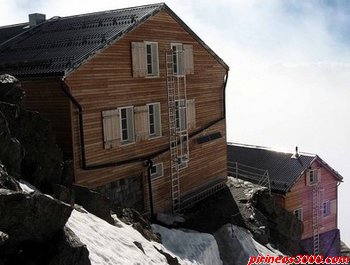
151, 43, 159, 76
306, 171, 312, 186
330, 199, 337, 215
134, 105, 149, 141
317, 168, 322, 183
102, 109, 120, 149
186, 99, 196, 130
126, 107, 135, 142
153, 103, 162, 136
184, 44, 194, 75
131, 42, 146, 77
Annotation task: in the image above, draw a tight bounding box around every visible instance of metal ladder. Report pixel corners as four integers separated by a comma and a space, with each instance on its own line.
312, 183, 320, 255
166, 50, 181, 214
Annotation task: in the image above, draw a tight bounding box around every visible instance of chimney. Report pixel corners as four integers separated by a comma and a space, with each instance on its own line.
29, 13, 46, 27
291, 146, 300, 159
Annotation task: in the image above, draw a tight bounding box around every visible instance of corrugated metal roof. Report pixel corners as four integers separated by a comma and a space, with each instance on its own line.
0, 3, 229, 77
227, 143, 317, 194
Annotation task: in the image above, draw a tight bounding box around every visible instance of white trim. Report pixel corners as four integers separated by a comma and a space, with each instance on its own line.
144, 41, 159, 77
147, 102, 162, 138
323, 200, 331, 217
150, 163, 164, 179
293, 208, 303, 221
119, 106, 135, 144
171, 42, 184, 76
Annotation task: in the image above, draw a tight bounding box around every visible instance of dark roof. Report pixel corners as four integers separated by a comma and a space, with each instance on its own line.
0, 23, 29, 45
227, 143, 342, 194
0, 3, 229, 78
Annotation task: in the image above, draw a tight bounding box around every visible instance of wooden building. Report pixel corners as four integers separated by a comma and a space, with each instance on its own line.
227, 143, 343, 256
0, 4, 229, 214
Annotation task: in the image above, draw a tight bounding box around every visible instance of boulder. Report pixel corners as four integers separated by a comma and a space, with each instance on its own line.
118, 208, 161, 242
0, 189, 72, 249
73, 185, 114, 224
0, 102, 63, 189
0, 75, 25, 105
0, 165, 20, 191
49, 227, 91, 265
252, 189, 303, 254
0, 111, 21, 177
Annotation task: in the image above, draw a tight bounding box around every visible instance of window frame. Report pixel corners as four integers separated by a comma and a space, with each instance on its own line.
309, 169, 318, 185
175, 99, 187, 132
150, 163, 164, 179
171, 43, 184, 76
145, 41, 159, 77
293, 208, 303, 221
119, 106, 135, 144
147, 102, 162, 138
323, 200, 331, 217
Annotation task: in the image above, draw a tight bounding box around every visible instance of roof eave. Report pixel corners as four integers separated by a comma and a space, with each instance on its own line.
163, 4, 229, 71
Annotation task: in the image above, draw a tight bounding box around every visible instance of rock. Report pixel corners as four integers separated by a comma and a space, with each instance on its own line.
133, 241, 145, 254
0, 74, 25, 105
0, 231, 9, 246
0, 189, 72, 250
252, 189, 303, 254
0, 102, 63, 189
52, 184, 74, 206
0, 165, 20, 191
118, 208, 161, 242
0, 111, 22, 176
73, 185, 114, 224
154, 246, 180, 265
49, 227, 91, 265
214, 224, 259, 265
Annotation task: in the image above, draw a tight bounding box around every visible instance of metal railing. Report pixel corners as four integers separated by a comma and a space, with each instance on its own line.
228, 161, 271, 195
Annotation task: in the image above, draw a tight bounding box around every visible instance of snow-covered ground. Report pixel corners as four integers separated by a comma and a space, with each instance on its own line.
66, 209, 223, 265
152, 224, 222, 265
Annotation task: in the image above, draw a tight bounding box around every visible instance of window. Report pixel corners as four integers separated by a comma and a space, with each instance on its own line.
150, 163, 163, 179
323, 201, 330, 217
172, 43, 184, 76
145, 42, 159, 76
148, 103, 161, 137
294, 208, 303, 221
175, 99, 187, 131
308, 169, 318, 185
119, 106, 134, 144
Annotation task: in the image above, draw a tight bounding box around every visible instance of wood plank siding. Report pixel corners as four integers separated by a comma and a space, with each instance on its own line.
64, 10, 227, 212
284, 160, 338, 240
21, 79, 72, 154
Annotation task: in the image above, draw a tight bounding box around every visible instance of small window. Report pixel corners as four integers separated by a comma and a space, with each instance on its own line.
150, 163, 163, 178
148, 103, 161, 137
323, 201, 330, 217
172, 43, 184, 76
119, 106, 134, 144
294, 208, 303, 221
175, 99, 187, 131
145, 42, 159, 77
309, 169, 318, 185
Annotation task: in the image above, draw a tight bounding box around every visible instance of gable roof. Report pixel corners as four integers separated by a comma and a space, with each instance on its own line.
227, 143, 342, 194
0, 3, 228, 78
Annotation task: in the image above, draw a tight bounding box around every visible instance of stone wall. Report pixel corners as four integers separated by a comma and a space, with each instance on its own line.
96, 174, 144, 212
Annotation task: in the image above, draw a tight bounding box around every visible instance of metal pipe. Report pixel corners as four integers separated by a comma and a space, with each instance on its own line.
145, 159, 154, 220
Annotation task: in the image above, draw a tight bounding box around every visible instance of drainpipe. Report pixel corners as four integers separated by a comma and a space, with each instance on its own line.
223, 70, 229, 117
60, 79, 87, 169
144, 159, 154, 220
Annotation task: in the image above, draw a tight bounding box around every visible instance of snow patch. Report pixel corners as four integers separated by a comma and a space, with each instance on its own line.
152, 224, 222, 265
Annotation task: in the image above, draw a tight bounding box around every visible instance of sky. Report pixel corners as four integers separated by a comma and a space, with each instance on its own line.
0, 0, 349, 246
